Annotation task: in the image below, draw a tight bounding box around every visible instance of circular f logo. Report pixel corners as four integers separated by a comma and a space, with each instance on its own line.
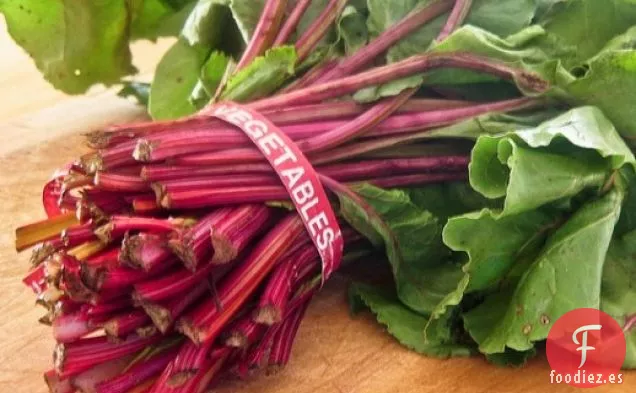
547, 308, 626, 387
572, 324, 602, 368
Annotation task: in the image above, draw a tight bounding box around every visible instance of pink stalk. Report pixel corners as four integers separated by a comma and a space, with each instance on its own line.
95, 348, 179, 393
153, 174, 280, 196
141, 281, 209, 334
62, 223, 98, 248
53, 313, 96, 343
224, 314, 267, 348
368, 97, 538, 137
62, 254, 99, 303
319, 156, 470, 181
267, 302, 309, 371
168, 348, 231, 393
54, 334, 162, 378
103, 311, 152, 338
251, 53, 548, 110
95, 216, 177, 243
210, 204, 274, 264
86, 297, 132, 316
133, 262, 216, 303
273, 0, 312, 45
44, 369, 73, 393
437, 0, 473, 41
119, 233, 173, 271
175, 97, 537, 165
177, 215, 304, 344
132, 196, 162, 214
253, 259, 295, 325
162, 185, 289, 208
85, 262, 174, 291
132, 131, 253, 163
266, 97, 474, 124
238, 325, 280, 375
316, 0, 454, 83
145, 341, 210, 392
94, 172, 149, 193
295, 91, 413, 153
254, 246, 318, 325
295, 0, 348, 62
169, 209, 233, 270
235, 0, 289, 72
70, 355, 133, 393
370, 172, 467, 188
161, 169, 467, 208
142, 163, 272, 182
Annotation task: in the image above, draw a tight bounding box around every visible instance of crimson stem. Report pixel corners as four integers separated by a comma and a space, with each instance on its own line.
169, 208, 233, 270
95, 348, 179, 393
234, 0, 289, 72
251, 53, 548, 110
316, 0, 454, 83
54, 334, 162, 378
177, 215, 304, 345
294, 0, 347, 62
273, 0, 312, 45
437, 0, 473, 41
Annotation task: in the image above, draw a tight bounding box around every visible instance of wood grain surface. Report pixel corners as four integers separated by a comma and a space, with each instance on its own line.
0, 19, 633, 393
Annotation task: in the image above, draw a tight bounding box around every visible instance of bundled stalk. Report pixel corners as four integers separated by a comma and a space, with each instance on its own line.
15, 1, 586, 392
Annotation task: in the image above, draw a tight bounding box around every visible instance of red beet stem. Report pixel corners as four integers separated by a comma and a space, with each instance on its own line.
224, 314, 267, 348
69, 355, 133, 393
251, 53, 548, 110
235, 0, 289, 71
103, 310, 152, 338
52, 313, 96, 343
95, 348, 179, 393
437, 0, 473, 41
320, 156, 470, 180
84, 261, 175, 292
267, 302, 309, 370
153, 174, 280, 196
54, 334, 162, 378
273, 0, 312, 45
44, 369, 73, 393
295, 91, 412, 154
169, 208, 233, 270
133, 262, 216, 303
61, 223, 98, 248
254, 245, 318, 325
369, 172, 468, 188
142, 163, 272, 182
210, 204, 274, 264
86, 297, 132, 317
94, 172, 149, 193
294, 0, 347, 62
177, 215, 304, 344
175, 98, 537, 166
95, 216, 177, 243
317, 0, 454, 83
119, 233, 173, 271
141, 281, 209, 334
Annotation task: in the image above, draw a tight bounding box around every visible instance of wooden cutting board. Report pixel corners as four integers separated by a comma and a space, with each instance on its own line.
0, 25, 633, 393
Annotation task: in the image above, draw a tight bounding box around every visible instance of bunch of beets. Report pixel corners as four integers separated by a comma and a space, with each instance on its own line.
15, 0, 548, 392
